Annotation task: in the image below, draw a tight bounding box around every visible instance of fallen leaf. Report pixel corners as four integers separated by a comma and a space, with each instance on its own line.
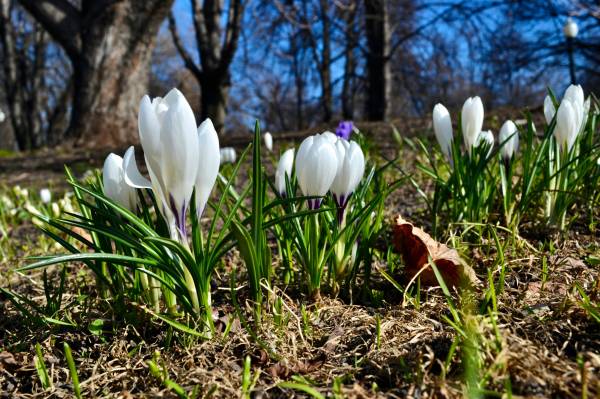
392, 215, 479, 288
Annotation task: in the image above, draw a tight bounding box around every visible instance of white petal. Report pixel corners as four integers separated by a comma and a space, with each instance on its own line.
195, 118, 220, 216
159, 89, 199, 216
138, 96, 162, 161
296, 135, 338, 197
499, 120, 518, 160
544, 95, 556, 125
433, 103, 453, 157
275, 148, 295, 195
263, 132, 273, 152
563, 84, 584, 108
555, 100, 575, 150
461, 96, 484, 153
123, 146, 152, 189
321, 131, 338, 144
103, 153, 130, 210
295, 135, 315, 195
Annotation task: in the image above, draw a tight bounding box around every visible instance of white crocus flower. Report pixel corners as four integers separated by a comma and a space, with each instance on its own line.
123, 88, 201, 239
195, 119, 220, 218
295, 133, 338, 209
432, 103, 453, 159
548, 85, 589, 152
498, 120, 519, 162
275, 148, 295, 196
103, 153, 138, 212
461, 96, 484, 154
330, 139, 365, 208
263, 132, 273, 152
544, 95, 556, 125
39, 188, 52, 204
220, 147, 237, 164
555, 100, 580, 151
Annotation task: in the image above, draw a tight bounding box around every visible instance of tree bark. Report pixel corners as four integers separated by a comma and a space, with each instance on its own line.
364, 0, 391, 121
1, 0, 50, 150
18, 0, 174, 146
319, 0, 332, 122
292, 34, 306, 130
169, 0, 243, 134
199, 72, 230, 131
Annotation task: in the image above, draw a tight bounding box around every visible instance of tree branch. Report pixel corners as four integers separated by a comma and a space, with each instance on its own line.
221, 0, 243, 71
17, 0, 80, 58
168, 11, 203, 80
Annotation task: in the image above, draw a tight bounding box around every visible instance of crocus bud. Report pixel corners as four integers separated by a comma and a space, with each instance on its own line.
335, 121, 353, 140
476, 130, 494, 157
51, 202, 60, 218
103, 153, 138, 211
555, 100, 580, 151
330, 139, 365, 208
275, 148, 295, 196
432, 103, 453, 159
498, 120, 519, 162
195, 119, 220, 217
263, 131, 273, 152
461, 97, 484, 154
39, 188, 52, 204
0, 109, 5, 123
564, 84, 584, 108
544, 95, 555, 125
220, 147, 237, 164
295, 133, 338, 209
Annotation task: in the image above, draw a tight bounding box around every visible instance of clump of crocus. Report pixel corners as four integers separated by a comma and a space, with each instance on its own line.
122, 88, 221, 313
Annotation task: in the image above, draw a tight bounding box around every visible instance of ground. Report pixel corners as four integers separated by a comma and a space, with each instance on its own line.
0, 118, 598, 398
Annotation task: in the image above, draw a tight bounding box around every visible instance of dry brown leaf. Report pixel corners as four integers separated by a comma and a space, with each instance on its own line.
392, 215, 479, 288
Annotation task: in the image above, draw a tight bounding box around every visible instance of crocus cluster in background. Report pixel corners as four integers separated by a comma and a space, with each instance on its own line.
433, 84, 588, 163
427, 83, 594, 231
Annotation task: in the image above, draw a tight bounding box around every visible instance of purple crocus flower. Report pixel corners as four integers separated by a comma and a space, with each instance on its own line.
335, 121, 353, 140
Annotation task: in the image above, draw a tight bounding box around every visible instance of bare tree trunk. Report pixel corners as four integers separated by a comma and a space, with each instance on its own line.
199, 72, 230, 132
364, 0, 391, 121
342, 1, 357, 120
169, 0, 243, 134
319, 0, 333, 122
18, 0, 173, 146
291, 32, 305, 130
1, 0, 49, 150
